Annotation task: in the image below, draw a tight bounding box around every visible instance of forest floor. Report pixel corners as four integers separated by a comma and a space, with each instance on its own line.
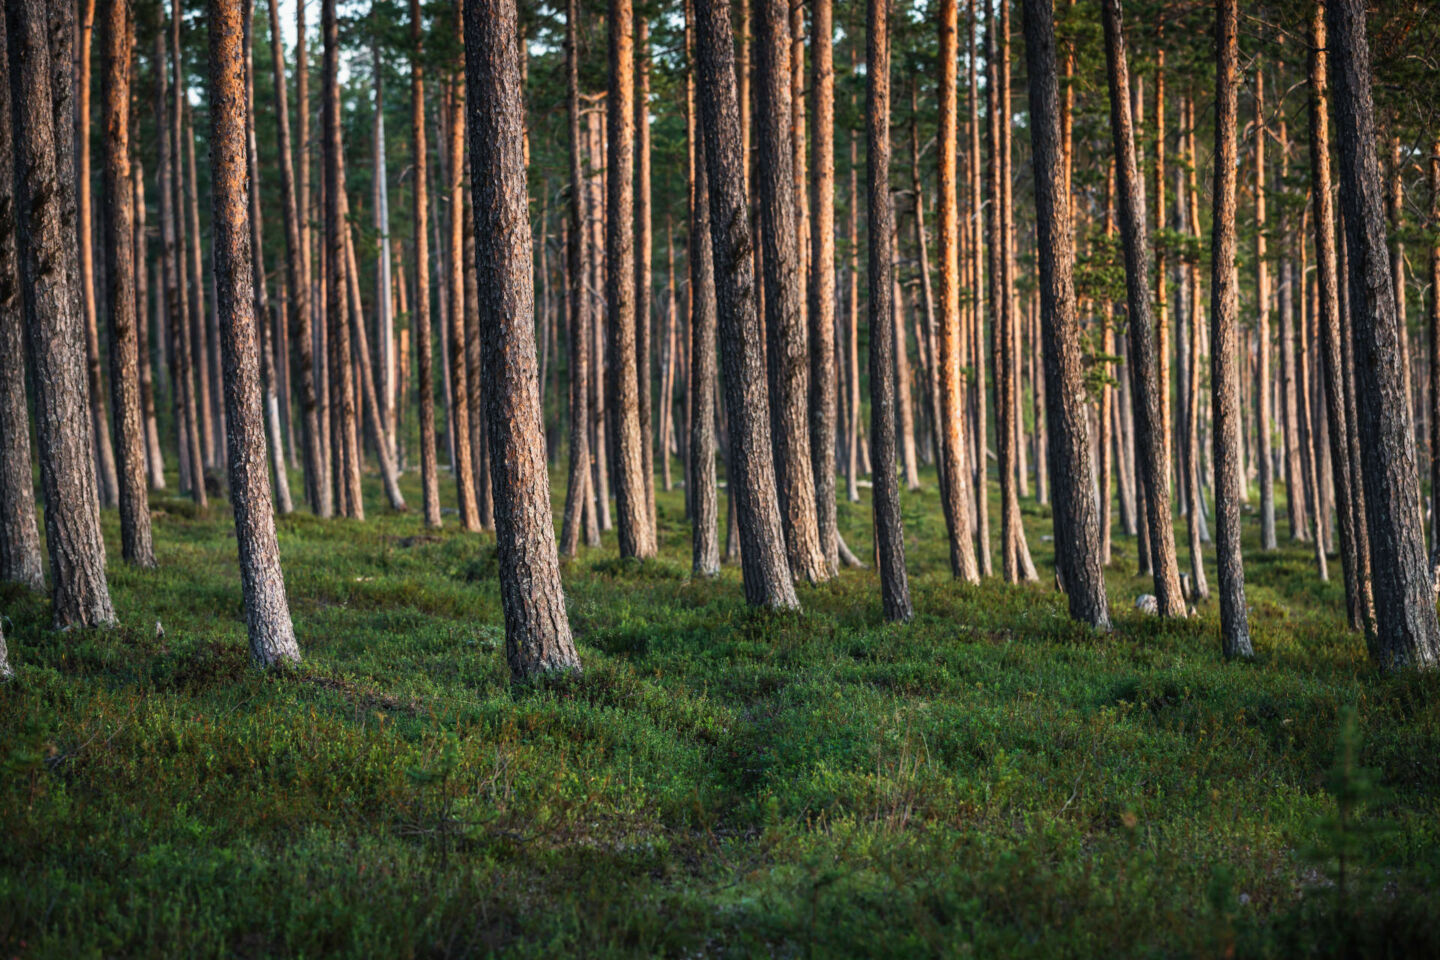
3, 461, 1439, 957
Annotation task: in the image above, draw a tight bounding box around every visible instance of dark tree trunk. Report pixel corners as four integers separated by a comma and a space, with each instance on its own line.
133, 160, 165, 491
559, 0, 592, 557
754, 0, 826, 583
867, 0, 914, 622
1431, 136, 1440, 568
607, 0, 655, 559
687, 0, 719, 576
0, 12, 44, 591
463, 0, 583, 679
101, 0, 155, 565
808, 0, 841, 576
407, 0, 441, 528
267, 0, 326, 518
1209, 0, 1253, 658
1309, 1, 1365, 631
691, 0, 798, 610
1100, 0, 1185, 617
1023, 0, 1108, 628
208, 0, 301, 667
1327, 0, 1440, 669
6, 0, 116, 628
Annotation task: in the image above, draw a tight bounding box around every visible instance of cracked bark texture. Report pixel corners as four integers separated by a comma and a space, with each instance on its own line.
6, 0, 115, 627
209, 0, 301, 667
463, 0, 582, 679
691, 0, 798, 610
1023, 0, 1108, 628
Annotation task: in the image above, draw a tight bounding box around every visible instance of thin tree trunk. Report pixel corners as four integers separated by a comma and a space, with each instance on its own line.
0, 12, 45, 591
463, 0, 582, 678
867, 0, 914, 621
687, 0, 719, 576
1431, 136, 1440, 567
1181, 99, 1209, 599
444, 75, 480, 531
344, 216, 406, 511
755, 0, 827, 582
1023, 0, 1109, 627
1327, 0, 1440, 668
101, 0, 155, 564
560, 0, 593, 556
184, 105, 219, 471
809, 0, 841, 575
635, 13, 657, 534
1254, 69, 1276, 550
1102, 0, 1184, 615
692, 0, 798, 610
406, 0, 440, 527
1210, 0, 1253, 658
1154, 28, 1172, 498
134, 160, 165, 491
847, 126, 862, 504
969, 0, 991, 574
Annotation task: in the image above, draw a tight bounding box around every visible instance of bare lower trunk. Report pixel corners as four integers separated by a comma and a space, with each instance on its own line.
463, 0, 582, 678
408, 0, 441, 527
445, 77, 480, 531
635, 15, 656, 534
808, 0, 840, 576
687, 1, 719, 576
968, 0, 991, 575
559, 0, 592, 556
133, 161, 165, 491
1254, 70, 1276, 550
343, 217, 407, 511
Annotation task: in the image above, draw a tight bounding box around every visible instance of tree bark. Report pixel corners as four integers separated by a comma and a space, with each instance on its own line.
1431, 136, 1440, 567
559, 0, 593, 556
1327, 0, 1440, 669
0, 12, 45, 591
1101, 0, 1184, 616
1254, 69, 1276, 550
6, 0, 117, 627
463, 0, 582, 679
607, 0, 655, 559
1309, 1, 1365, 631
691, 0, 798, 610
968, 0, 991, 575
635, 13, 656, 533
867, 0, 914, 621
1209, 0, 1253, 658
1022, 0, 1108, 627
754, 0, 827, 583
209, 0, 301, 667
101, 0, 155, 565
687, 0, 719, 576
133, 160, 166, 491
445, 71, 480, 531
406, 0, 441, 528
808, 0, 841, 576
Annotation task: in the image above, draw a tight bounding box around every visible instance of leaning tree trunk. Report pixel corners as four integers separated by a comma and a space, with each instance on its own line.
101, 0, 155, 566
808, 0, 841, 576
267, 0, 327, 518
1100, 0, 1185, 617
6, 0, 116, 628
408, 0, 441, 528
1309, 1, 1365, 631
1209, 0, 1253, 659
607, 0, 656, 559
0, 14, 45, 591
691, 0, 799, 610
1023, 0, 1108, 628
209, 0, 301, 667
1326, 0, 1440, 670
687, 0, 720, 576
755, 0, 827, 583
463, 0, 583, 679
867, 0, 914, 622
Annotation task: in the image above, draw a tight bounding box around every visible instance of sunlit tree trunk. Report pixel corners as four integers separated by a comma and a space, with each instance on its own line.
1254, 69, 1276, 550
444, 72, 480, 531
635, 13, 656, 533
968, 0, 991, 574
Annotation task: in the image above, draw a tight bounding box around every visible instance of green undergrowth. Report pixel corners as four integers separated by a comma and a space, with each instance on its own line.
2, 462, 1438, 958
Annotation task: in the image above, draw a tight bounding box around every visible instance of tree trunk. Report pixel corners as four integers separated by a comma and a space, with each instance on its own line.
133, 160, 165, 491
691, 0, 798, 610
1327, 0, 1440, 669
684, 3, 720, 575
1309, 1, 1365, 631
0, 12, 45, 591
6, 0, 117, 627
935, 0, 980, 582
1153, 30, 1172, 499
635, 13, 656, 534
755, 0, 827, 583
101, 0, 155, 565
462, 0, 582, 679
323, 0, 363, 519
968, 0, 991, 575
78, 0, 120, 510
1100, 0, 1184, 616
404, 0, 441, 527
1022, 0, 1109, 627
1209, 0, 1253, 658
1278, 124, 1308, 544
607, 0, 655, 559
208, 0, 301, 667
808, 0, 841, 576
559, 0, 593, 556
847, 126, 862, 504
463, 179, 494, 530
1254, 69, 1276, 550
183, 106, 219, 472
867, 0, 914, 621
444, 75, 480, 531
1431, 136, 1440, 567
1178, 101, 1209, 599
